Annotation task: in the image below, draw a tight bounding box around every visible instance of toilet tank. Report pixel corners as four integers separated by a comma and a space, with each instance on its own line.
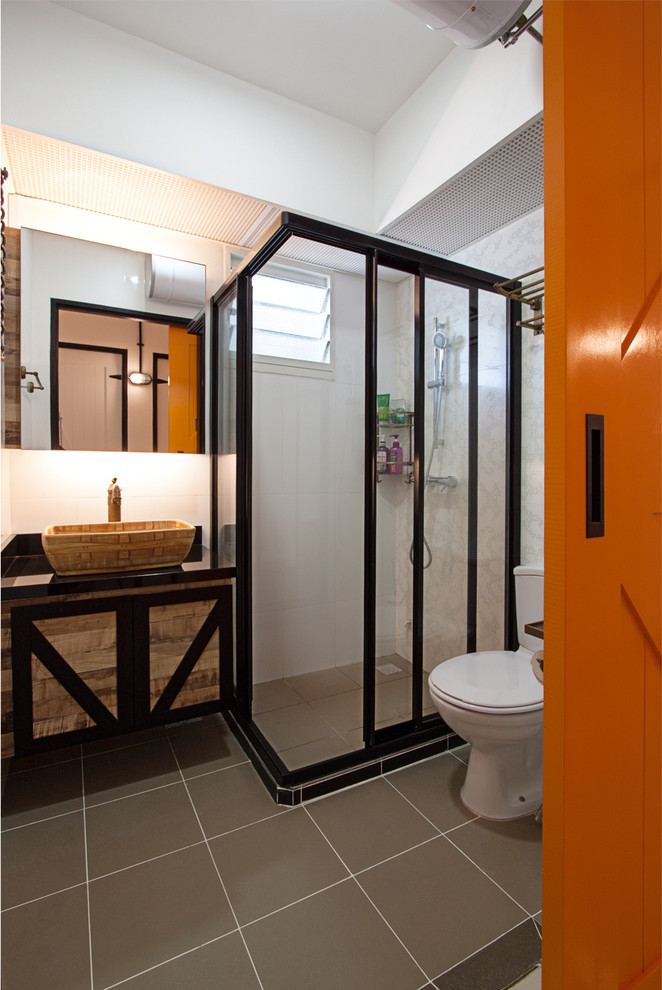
514, 564, 544, 652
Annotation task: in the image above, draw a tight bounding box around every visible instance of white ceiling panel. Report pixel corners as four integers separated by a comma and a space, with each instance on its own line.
51, 0, 456, 132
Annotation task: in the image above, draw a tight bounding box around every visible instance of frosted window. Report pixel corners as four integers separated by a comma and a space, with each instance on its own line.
252, 270, 331, 365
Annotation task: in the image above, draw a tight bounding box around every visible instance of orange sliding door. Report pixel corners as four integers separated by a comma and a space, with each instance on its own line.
543, 2, 661, 988
168, 325, 199, 453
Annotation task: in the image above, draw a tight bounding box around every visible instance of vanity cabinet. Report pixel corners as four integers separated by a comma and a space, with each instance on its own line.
5, 580, 233, 758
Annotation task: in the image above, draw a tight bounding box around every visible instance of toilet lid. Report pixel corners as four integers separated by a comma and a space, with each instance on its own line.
428, 651, 543, 711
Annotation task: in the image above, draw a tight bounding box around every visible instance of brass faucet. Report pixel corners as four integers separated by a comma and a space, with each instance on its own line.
107, 478, 122, 522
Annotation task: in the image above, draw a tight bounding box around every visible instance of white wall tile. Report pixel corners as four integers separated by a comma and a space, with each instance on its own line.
281, 603, 336, 677
335, 598, 364, 666
252, 610, 285, 684
252, 373, 284, 495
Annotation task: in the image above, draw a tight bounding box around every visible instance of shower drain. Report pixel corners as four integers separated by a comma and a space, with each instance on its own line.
376, 663, 402, 675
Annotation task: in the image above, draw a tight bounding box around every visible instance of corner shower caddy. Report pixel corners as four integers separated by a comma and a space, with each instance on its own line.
377, 413, 414, 482
211, 212, 523, 804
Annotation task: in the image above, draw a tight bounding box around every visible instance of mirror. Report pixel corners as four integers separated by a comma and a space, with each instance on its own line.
20, 229, 205, 453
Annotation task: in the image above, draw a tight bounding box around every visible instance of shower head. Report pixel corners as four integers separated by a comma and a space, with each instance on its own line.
433, 329, 447, 349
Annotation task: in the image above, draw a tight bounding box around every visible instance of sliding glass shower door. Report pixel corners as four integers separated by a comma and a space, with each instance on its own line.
212, 212, 520, 794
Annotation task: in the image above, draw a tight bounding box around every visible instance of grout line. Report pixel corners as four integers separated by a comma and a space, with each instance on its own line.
81, 733, 167, 761
6, 750, 83, 776
88, 839, 209, 884
84, 777, 184, 811
83, 756, 250, 812
180, 758, 250, 781
302, 804, 432, 986
440, 830, 533, 916
165, 734, 266, 990
2, 805, 84, 832
100, 929, 240, 989
382, 771, 480, 835
1, 879, 88, 914
81, 754, 95, 990
442, 815, 481, 834
383, 774, 444, 834
240, 875, 353, 930
352, 875, 432, 985
203, 806, 293, 843
352, 833, 441, 879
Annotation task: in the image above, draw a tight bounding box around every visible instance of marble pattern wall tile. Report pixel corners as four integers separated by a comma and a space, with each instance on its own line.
452, 208, 545, 568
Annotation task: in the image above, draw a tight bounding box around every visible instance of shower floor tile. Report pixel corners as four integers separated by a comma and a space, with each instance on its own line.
285, 666, 358, 700
2, 713, 542, 990
253, 701, 338, 751
252, 657, 424, 768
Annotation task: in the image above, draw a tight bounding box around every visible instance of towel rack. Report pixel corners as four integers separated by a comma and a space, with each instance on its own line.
494, 266, 544, 335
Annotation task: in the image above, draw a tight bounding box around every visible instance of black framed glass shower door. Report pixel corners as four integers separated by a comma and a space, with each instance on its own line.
211, 211, 520, 793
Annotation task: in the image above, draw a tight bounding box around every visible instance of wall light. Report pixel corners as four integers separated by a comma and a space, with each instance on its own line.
128, 322, 153, 386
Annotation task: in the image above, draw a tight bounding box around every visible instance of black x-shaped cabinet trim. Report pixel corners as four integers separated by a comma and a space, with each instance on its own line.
11, 584, 233, 756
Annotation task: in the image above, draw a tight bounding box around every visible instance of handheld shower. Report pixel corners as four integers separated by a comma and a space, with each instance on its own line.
428, 324, 447, 388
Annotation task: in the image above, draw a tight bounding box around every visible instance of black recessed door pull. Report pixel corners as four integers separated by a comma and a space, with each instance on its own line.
586, 414, 604, 538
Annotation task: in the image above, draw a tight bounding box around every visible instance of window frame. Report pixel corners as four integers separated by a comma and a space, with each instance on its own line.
230, 253, 335, 379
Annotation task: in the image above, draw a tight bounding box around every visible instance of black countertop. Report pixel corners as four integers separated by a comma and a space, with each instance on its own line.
1, 531, 236, 602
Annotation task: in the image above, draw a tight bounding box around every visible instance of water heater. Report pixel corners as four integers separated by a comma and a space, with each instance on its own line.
394, 0, 532, 49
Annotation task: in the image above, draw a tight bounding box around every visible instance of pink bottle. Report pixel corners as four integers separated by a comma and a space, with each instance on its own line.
388, 435, 403, 474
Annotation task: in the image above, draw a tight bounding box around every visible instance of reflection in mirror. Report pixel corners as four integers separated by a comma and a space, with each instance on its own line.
20, 229, 205, 453
52, 303, 200, 453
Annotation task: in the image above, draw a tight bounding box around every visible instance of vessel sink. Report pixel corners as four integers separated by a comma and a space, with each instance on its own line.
42, 520, 196, 576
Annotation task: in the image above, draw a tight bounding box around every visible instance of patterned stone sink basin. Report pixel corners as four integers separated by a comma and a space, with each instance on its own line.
42, 520, 196, 576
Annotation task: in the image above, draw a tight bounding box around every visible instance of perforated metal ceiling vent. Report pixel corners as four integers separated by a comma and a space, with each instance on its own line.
2, 126, 281, 248
380, 114, 544, 257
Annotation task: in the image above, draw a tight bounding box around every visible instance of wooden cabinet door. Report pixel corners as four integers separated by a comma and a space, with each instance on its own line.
11, 596, 134, 754
132, 585, 233, 728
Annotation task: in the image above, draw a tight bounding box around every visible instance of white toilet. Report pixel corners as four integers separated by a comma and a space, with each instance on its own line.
428, 565, 544, 820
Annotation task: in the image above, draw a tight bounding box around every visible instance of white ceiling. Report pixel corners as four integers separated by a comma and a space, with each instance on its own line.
51, 0, 456, 132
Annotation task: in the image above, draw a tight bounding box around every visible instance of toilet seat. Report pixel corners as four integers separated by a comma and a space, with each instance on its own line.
429, 650, 543, 715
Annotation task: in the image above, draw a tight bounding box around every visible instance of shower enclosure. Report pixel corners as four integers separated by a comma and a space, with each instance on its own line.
212, 213, 521, 802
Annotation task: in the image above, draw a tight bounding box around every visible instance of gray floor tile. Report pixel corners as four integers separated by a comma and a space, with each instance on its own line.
1, 759, 83, 829
82, 726, 166, 757
375, 677, 413, 721
85, 781, 204, 878
209, 806, 348, 925
2, 810, 86, 908
279, 732, 353, 769
117, 931, 261, 990
243, 879, 426, 990
7, 744, 81, 773
449, 743, 471, 764
447, 816, 542, 914
166, 713, 248, 778
89, 844, 235, 988
252, 678, 304, 714
1, 885, 91, 990
387, 753, 475, 831
337, 661, 363, 685
83, 737, 180, 807
359, 835, 527, 977
338, 657, 413, 689
310, 688, 364, 733
307, 777, 438, 872
254, 701, 336, 751
432, 919, 542, 989
285, 666, 357, 700
186, 762, 285, 838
